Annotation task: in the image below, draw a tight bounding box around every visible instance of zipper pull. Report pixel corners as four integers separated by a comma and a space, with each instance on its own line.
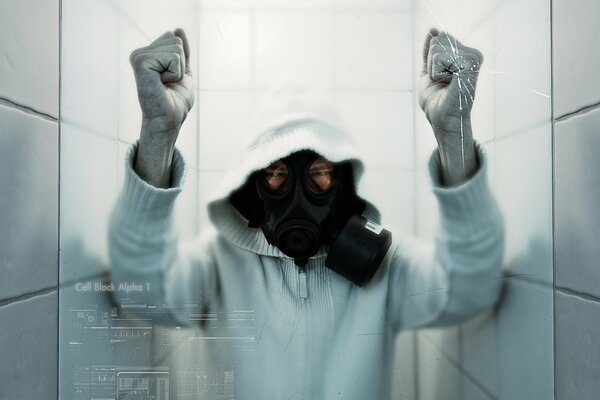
298, 267, 308, 300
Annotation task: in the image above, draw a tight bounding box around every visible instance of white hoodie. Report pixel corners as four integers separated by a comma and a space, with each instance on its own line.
109, 87, 504, 399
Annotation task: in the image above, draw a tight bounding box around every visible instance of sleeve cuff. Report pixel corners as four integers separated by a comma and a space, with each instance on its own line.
114, 141, 187, 236
427, 142, 501, 236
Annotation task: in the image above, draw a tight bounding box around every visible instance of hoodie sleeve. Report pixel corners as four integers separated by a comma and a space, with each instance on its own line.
386, 143, 505, 331
108, 142, 218, 326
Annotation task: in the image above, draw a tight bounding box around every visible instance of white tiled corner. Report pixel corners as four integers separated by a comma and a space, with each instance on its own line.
420, 326, 460, 363
497, 279, 553, 400
554, 107, 600, 297
359, 170, 415, 234
555, 291, 600, 399
0, 292, 57, 399
0, 0, 58, 117
460, 309, 499, 397
417, 333, 462, 400
0, 106, 58, 299
493, 0, 551, 137
331, 11, 413, 90
254, 11, 333, 88
333, 91, 414, 170
553, 0, 600, 118
60, 125, 118, 283
392, 331, 416, 400
198, 91, 253, 171
198, 10, 252, 90
61, 0, 119, 138
495, 124, 552, 285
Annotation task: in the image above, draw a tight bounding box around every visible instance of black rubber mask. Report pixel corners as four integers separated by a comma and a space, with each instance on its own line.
256, 150, 342, 266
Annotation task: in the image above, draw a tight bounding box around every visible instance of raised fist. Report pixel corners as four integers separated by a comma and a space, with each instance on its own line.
418, 29, 483, 137
130, 28, 195, 142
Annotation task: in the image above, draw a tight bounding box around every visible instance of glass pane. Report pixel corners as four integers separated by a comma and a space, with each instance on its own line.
59, 1, 553, 399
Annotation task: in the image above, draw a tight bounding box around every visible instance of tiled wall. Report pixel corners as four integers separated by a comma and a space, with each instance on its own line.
0, 0, 60, 398
553, 0, 600, 398
413, 0, 554, 399
59, 0, 201, 397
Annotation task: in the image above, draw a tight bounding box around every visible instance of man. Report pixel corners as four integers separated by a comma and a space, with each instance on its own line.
109, 27, 503, 399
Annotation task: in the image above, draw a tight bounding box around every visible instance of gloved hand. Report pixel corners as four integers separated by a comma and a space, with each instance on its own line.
418, 28, 483, 186
130, 28, 195, 188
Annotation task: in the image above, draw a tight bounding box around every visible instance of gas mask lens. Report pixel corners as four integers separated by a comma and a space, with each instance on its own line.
307, 157, 334, 194
263, 160, 290, 193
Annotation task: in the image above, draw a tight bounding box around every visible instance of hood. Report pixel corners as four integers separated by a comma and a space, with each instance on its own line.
206, 83, 381, 259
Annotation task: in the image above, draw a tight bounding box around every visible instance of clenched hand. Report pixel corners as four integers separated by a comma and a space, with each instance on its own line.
419, 29, 483, 186
130, 28, 195, 188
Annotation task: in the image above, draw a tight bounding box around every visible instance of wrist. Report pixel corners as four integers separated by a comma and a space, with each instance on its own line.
433, 122, 478, 186
135, 124, 179, 189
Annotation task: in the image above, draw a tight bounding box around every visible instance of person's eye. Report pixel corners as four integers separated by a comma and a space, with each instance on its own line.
263, 161, 289, 192
308, 158, 334, 193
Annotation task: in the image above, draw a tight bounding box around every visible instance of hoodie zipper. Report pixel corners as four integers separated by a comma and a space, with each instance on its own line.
298, 265, 308, 300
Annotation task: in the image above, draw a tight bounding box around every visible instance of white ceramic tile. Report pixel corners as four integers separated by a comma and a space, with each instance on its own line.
555, 291, 600, 399
462, 375, 495, 400
0, 292, 57, 399
495, 124, 552, 285
415, 167, 439, 240
392, 331, 416, 400
493, 0, 551, 137
496, 279, 553, 400
254, 11, 333, 88
198, 10, 252, 90
199, 0, 253, 9
332, 11, 412, 90
174, 168, 199, 240
555, 108, 600, 297
61, 0, 119, 138
417, 333, 462, 400
0, 0, 58, 117
0, 106, 58, 299
333, 91, 414, 170
60, 125, 118, 283
117, 19, 149, 144
421, 326, 459, 362
255, 0, 333, 9
414, 110, 438, 168
360, 170, 415, 233
112, 0, 198, 39
460, 309, 499, 397
198, 91, 253, 171
332, 0, 412, 10
553, 0, 600, 117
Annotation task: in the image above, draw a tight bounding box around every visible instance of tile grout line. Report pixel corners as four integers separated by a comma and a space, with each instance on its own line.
555, 101, 600, 122
0, 97, 57, 122
0, 286, 57, 308
556, 286, 600, 304
57, 0, 63, 397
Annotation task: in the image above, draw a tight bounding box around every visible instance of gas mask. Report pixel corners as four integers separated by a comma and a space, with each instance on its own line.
230, 150, 392, 286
